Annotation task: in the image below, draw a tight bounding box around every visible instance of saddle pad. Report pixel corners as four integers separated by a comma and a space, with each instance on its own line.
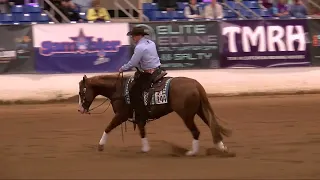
124, 76, 173, 106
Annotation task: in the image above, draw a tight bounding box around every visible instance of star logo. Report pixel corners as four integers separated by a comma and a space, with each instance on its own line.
70, 28, 93, 53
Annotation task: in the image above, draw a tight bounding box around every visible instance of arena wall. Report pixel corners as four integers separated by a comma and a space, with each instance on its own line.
1, 67, 320, 103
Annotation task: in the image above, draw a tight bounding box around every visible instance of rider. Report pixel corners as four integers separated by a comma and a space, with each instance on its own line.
119, 26, 161, 124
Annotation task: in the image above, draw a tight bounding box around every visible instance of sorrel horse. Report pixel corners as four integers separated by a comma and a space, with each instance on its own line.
78, 71, 232, 156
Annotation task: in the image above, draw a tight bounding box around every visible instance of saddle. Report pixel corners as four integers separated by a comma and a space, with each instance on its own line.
125, 67, 172, 108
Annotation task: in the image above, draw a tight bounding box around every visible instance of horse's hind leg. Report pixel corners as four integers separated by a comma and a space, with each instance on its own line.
177, 111, 200, 156
197, 107, 227, 151
197, 109, 223, 143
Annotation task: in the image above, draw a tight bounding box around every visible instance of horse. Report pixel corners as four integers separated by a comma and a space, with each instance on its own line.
78, 71, 233, 156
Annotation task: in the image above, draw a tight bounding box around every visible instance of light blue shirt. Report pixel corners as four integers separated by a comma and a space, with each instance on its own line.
121, 37, 161, 71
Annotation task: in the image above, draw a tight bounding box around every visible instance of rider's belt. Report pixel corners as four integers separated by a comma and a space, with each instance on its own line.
143, 68, 156, 74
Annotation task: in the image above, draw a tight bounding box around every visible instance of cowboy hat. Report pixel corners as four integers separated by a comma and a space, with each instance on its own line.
126, 26, 149, 36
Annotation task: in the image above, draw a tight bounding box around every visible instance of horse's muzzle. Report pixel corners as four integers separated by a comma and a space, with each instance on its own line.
78, 106, 90, 114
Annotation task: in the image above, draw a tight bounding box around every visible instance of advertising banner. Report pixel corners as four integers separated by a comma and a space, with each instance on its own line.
220, 19, 311, 68
308, 19, 320, 66
130, 21, 220, 69
0, 25, 35, 74
33, 23, 131, 73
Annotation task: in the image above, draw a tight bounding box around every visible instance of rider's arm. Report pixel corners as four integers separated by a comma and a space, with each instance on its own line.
120, 46, 145, 71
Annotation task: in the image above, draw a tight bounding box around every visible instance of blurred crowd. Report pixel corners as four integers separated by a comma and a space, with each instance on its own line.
154, 0, 319, 19
0, 0, 38, 13
45, 0, 110, 22
1, 0, 319, 22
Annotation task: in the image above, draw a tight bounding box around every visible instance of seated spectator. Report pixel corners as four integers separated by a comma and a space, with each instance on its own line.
0, 0, 9, 13
273, 0, 290, 18
288, 0, 307, 18
309, 5, 320, 18
9, 0, 24, 5
60, 0, 82, 21
73, 0, 92, 13
204, 0, 223, 19
184, 0, 203, 19
86, 0, 110, 22
259, 0, 273, 10
157, 0, 177, 11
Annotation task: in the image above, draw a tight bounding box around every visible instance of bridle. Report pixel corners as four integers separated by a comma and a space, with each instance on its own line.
79, 72, 125, 114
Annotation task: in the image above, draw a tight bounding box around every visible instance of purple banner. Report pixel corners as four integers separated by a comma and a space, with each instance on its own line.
33, 23, 131, 73
220, 19, 311, 68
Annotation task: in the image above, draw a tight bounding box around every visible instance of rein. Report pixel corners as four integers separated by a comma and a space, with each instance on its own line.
86, 72, 124, 115
84, 72, 128, 142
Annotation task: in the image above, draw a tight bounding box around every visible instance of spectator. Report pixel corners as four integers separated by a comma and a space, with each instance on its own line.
72, 0, 92, 13
60, 0, 82, 21
9, 0, 24, 5
259, 0, 273, 9
309, 5, 320, 18
184, 0, 203, 19
273, 0, 290, 18
204, 0, 223, 19
157, 0, 177, 11
86, 0, 110, 22
0, 0, 9, 13
288, 0, 307, 18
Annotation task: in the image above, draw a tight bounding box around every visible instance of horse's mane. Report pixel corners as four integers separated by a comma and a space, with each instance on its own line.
84, 73, 131, 87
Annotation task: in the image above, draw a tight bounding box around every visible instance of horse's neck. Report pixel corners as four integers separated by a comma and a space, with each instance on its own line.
93, 76, 129, 99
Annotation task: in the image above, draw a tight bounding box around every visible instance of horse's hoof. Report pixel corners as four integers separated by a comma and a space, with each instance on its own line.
185, 150, 197, 156
141, 146, 150, 153
98, 144, 104, 152
206, 148, 236, 157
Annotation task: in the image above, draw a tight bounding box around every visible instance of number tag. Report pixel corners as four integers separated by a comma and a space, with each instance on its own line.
154, 91, 167, 104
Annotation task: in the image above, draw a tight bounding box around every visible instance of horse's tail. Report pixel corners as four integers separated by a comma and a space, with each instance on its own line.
197, 82, 232, 138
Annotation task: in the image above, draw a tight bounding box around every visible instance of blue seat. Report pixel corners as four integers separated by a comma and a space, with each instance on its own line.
37, 13, 50, 23
143, 3, 158, 21
2, 14, 14, 24
11, 5, 24, 14
17, 13, 32, 23
142, 3, 158, 10
143, 3, 152, 10
172, 11, 185, 19
155, 11, 173, 20
177, 2, 188, 10
224, 10, 237, 18
226, 1, 236, 9
79, 12, 86, 20
24, 4, 41, 13
29, 12, 40, 21
253, 9, 271, 17
243, 1, 260, 9
0, 13, 4, 22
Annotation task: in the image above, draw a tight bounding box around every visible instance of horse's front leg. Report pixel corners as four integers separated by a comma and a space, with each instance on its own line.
137, 121, 150, 153
98, 113, 128, 151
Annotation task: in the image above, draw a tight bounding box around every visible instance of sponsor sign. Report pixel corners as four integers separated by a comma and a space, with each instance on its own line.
220, 19, 311, 68
130, 21, 220, 69
308, 19, 320, 66
0, 25, 34, 74
33, 23, 131, 73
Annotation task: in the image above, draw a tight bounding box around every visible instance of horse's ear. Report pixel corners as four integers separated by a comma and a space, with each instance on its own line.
83, 75, 87, 83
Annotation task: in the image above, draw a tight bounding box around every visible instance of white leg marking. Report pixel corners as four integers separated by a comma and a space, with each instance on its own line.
215, 141, 227, 151
186, 139, 199, 156
141, 138, 150, 152
99, 132, 108, 145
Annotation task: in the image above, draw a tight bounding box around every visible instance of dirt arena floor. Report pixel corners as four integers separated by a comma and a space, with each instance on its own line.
1, 94, 320, 179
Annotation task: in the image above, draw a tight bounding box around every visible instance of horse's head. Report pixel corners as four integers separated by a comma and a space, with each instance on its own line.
78, 75, 95, 114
